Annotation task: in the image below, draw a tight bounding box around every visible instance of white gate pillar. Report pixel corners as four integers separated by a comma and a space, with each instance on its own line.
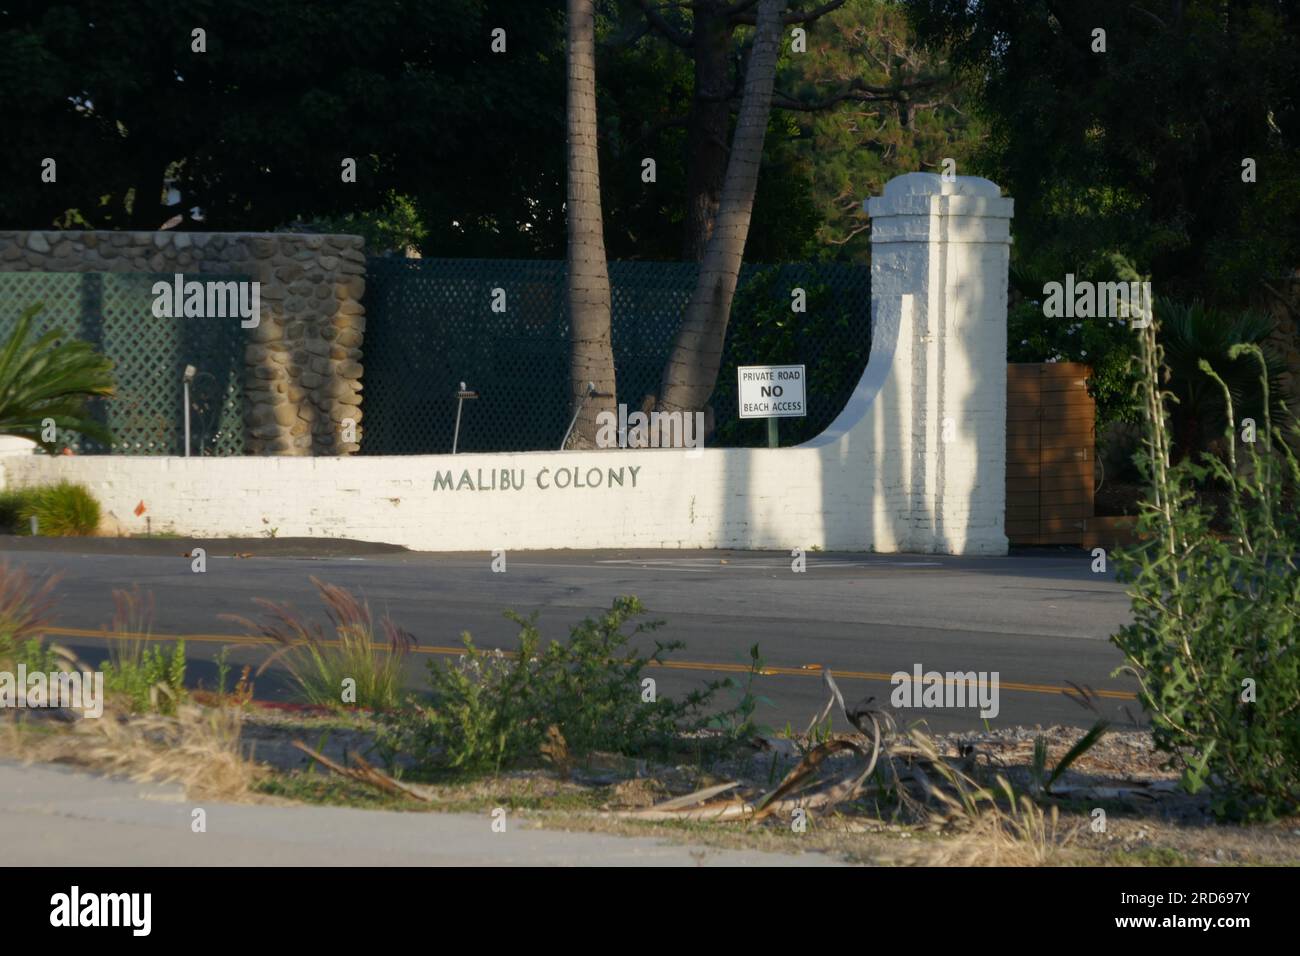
866, 173, 1014, 554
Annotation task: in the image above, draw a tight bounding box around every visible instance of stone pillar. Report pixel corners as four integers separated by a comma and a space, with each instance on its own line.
866, 173, 1013, 555
245, 234, 367, 456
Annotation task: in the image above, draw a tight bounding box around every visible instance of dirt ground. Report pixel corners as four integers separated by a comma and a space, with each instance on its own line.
230, 709, 1300, 866
7, 701, 1297, 866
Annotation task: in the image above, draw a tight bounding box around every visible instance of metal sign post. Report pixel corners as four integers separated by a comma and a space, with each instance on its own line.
452, 381, 479, 454
737, 364, 807, 448
182, 364, 197, 457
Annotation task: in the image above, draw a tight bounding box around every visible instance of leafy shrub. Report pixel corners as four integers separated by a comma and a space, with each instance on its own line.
224, 577, 415, 710
377, 596, 715, 774
706, 642, 772, 741
104, 642, 187, 715
1112, 315, 1300, 820
1007, 296, 1140, 429
0, 489, 35, 535
21, 481, 100, 536
286, 191, 428, 256
101, 588, 186, 714
1008, 257, 1288, 450
0, 303, 115, 452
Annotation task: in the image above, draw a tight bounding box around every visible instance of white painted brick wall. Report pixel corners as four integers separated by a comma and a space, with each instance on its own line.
0, 175, 1012, 554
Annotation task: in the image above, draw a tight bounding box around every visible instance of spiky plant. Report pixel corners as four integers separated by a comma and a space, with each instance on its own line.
225, 577, 416, 711
21, 481, 101, 536
0, 562, 61, 672
0, 303, 115, 451
1157, 298, 1288, 458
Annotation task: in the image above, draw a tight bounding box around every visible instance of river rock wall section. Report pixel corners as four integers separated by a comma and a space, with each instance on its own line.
0, 230, 366, 455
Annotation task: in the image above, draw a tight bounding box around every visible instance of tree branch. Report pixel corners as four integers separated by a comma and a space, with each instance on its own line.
730, 0, 846, 25
599, 18, 652, 49
1128, 3, 1168, 30
770, 76, 945, 112
635, 0, 693, 48
826, 221, 870, 245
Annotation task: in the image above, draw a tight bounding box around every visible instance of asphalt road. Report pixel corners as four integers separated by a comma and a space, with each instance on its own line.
1, 540, 1139, 733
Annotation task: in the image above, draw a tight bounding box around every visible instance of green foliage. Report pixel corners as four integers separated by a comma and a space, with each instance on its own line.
1156, 300, 1288, 459
0, 1, 568, 239
590, 10, 823, 261
1007, 294, 1141, 430
0, 304, 115, 452
594, 0, 976, 260
1007, 254, 1289, 444
224, 577, 415, 711
714, 266, 867, 445
293, 192, 429, 256
706, 643, 773, 741
20, 481, 101, 536
1112, 315, 1300, 820
0, 489, 34, 535
377, 596, 714, 774
103, 642, 187, 716
0, 483, 101, 537
905, 0, 1300, 304
780, 0, 985, 261
1, 0, 977, 261
1029, 721, 1110, 796
100, 587, 185, 715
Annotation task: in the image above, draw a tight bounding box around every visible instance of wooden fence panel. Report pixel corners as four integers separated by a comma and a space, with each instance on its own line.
1005, 363, 1095, 545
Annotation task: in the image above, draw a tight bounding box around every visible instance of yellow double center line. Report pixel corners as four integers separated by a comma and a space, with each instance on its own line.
44, 626, 1137, 701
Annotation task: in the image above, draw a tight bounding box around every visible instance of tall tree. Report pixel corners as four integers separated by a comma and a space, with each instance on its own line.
903, 0, 1300, 304
0, 0, 567, 245
655, 0, 786, 415
596, 0, 974, 264
565, 0, 619, 447
781, 0, 980, 259
630, 0, 945, 260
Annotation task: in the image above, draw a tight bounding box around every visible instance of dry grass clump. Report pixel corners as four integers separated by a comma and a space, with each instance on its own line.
615, 670, 1092, 866
0, 561, 60, 668
3, 703, 266, 801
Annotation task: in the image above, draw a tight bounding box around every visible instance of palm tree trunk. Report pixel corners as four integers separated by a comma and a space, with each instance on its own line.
656, 0, 786, 417
565, 0, 617, 449
682, 1, 737, 261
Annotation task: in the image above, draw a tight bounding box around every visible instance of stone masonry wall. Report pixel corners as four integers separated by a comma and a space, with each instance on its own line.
0, 230, 366, 455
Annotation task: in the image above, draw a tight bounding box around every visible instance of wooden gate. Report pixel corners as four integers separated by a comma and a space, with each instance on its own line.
1006, 363, 1095, 545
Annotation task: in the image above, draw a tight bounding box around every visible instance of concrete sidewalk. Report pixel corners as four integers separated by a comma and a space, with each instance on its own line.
0, 760, 841, 867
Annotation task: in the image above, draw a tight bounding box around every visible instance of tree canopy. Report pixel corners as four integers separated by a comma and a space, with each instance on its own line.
2, 0, 978, 264
903, 0, 1300, 303
0, 0, 566, 245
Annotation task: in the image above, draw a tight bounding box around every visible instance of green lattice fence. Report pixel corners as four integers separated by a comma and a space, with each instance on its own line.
0, 272, 247, 455
362, 258, 871, 453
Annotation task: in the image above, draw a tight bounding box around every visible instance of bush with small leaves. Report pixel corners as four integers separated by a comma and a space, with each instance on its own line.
377, 596, 717, 775
1113, 308, 1300, 820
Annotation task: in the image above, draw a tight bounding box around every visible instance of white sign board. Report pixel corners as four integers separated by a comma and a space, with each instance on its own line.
737, 364, 806, 419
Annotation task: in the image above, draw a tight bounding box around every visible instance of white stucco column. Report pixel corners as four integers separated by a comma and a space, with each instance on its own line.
865, 173, 1013, 555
